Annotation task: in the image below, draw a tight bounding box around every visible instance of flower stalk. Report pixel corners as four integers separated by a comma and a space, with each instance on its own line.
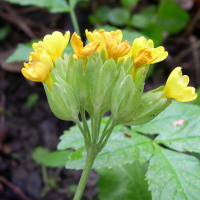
73, 146, 97, 200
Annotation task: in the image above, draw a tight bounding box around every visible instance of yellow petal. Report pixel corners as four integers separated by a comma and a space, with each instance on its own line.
163, 67, 197, 102
70, 32, 83, 56
21, 49, 53, 82
179, 87, 197, 102
81, 41, 100, 57
86, 29, 106, 54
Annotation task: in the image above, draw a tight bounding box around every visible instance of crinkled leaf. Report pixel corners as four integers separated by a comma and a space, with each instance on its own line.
66, 125, 154, 169
147, 145, 200, 200
98, 161, 151, 200
134, 101, 200, 153
4, 0, 70, 13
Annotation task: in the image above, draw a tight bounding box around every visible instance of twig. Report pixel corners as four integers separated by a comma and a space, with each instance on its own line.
183, 8, 200, 37
174, 40, 200, 61
0, 176, 32, 200
1, 2, 35, 38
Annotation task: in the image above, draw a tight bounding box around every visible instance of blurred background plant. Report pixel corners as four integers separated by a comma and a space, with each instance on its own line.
0, 0, 200, 199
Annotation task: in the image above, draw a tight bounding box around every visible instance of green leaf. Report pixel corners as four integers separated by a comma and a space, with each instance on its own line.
6, 39, 40, 63
134, 101, 200, 153
0, 26, 11, 41
6, 44, 32, 63
63, 44, 74, 55
96, 25, 117, 33
141, 5, 157, 21
131, 14, 150, 29
157, 0, 189, 34
120, 0, 139, 8
142, 23, 162, 46
121, 29, 143, 42
108, 8, 130, 26
66, 125, 154, 169
32, 147, 50, 164
43, 150, 72, 167
98, 161, 151, 200
147, 145, 200, 200
189, 87, 200, 106
26, 93, 39, 108
57, 118, 108, 150
69, 0, 88, 9
95, 6, 110, 23
4, 0, 70, 13
96, 25, 143, 42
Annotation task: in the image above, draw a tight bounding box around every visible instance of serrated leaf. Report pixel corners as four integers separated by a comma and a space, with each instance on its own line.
97, 161, 151, 200
157, 0, 189, 34
43, 150, 72, 167
133, 101, 200, 153
66, 125, 153, 169
147, 145, 200, 200
4, 0, 70, 13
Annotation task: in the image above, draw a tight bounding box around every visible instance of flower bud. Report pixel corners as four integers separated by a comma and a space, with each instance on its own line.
121, 87, 172, 125
110, 67, 146, 120
43, 79, 80, 121
90, 58, 118, 114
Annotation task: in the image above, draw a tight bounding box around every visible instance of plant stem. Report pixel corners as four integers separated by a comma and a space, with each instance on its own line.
73, 147, 97, 200
69, 2, 80, 35
41, 164, 48, 187
80, 108, 91, 144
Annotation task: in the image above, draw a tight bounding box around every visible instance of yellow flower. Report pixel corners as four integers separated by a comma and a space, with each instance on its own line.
32, 31, 70, 63
70, 32, 100, 60
21, 48, 53, 84
85, 29, 124, 56
131, 36, 168, 80
132, 36, 168, 67
163, 67, 197, 102
103, 31, 131, 60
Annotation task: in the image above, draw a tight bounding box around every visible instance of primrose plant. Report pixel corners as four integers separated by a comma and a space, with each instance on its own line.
21, 30, 197, 200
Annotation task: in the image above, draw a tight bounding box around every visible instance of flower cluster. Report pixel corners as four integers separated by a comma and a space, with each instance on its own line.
21, 29, 197, 124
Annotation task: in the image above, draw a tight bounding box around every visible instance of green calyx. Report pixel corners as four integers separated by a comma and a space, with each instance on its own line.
43, 51, 172, 129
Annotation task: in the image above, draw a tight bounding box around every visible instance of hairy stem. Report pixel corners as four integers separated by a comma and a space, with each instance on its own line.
73, 147, 97, 200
